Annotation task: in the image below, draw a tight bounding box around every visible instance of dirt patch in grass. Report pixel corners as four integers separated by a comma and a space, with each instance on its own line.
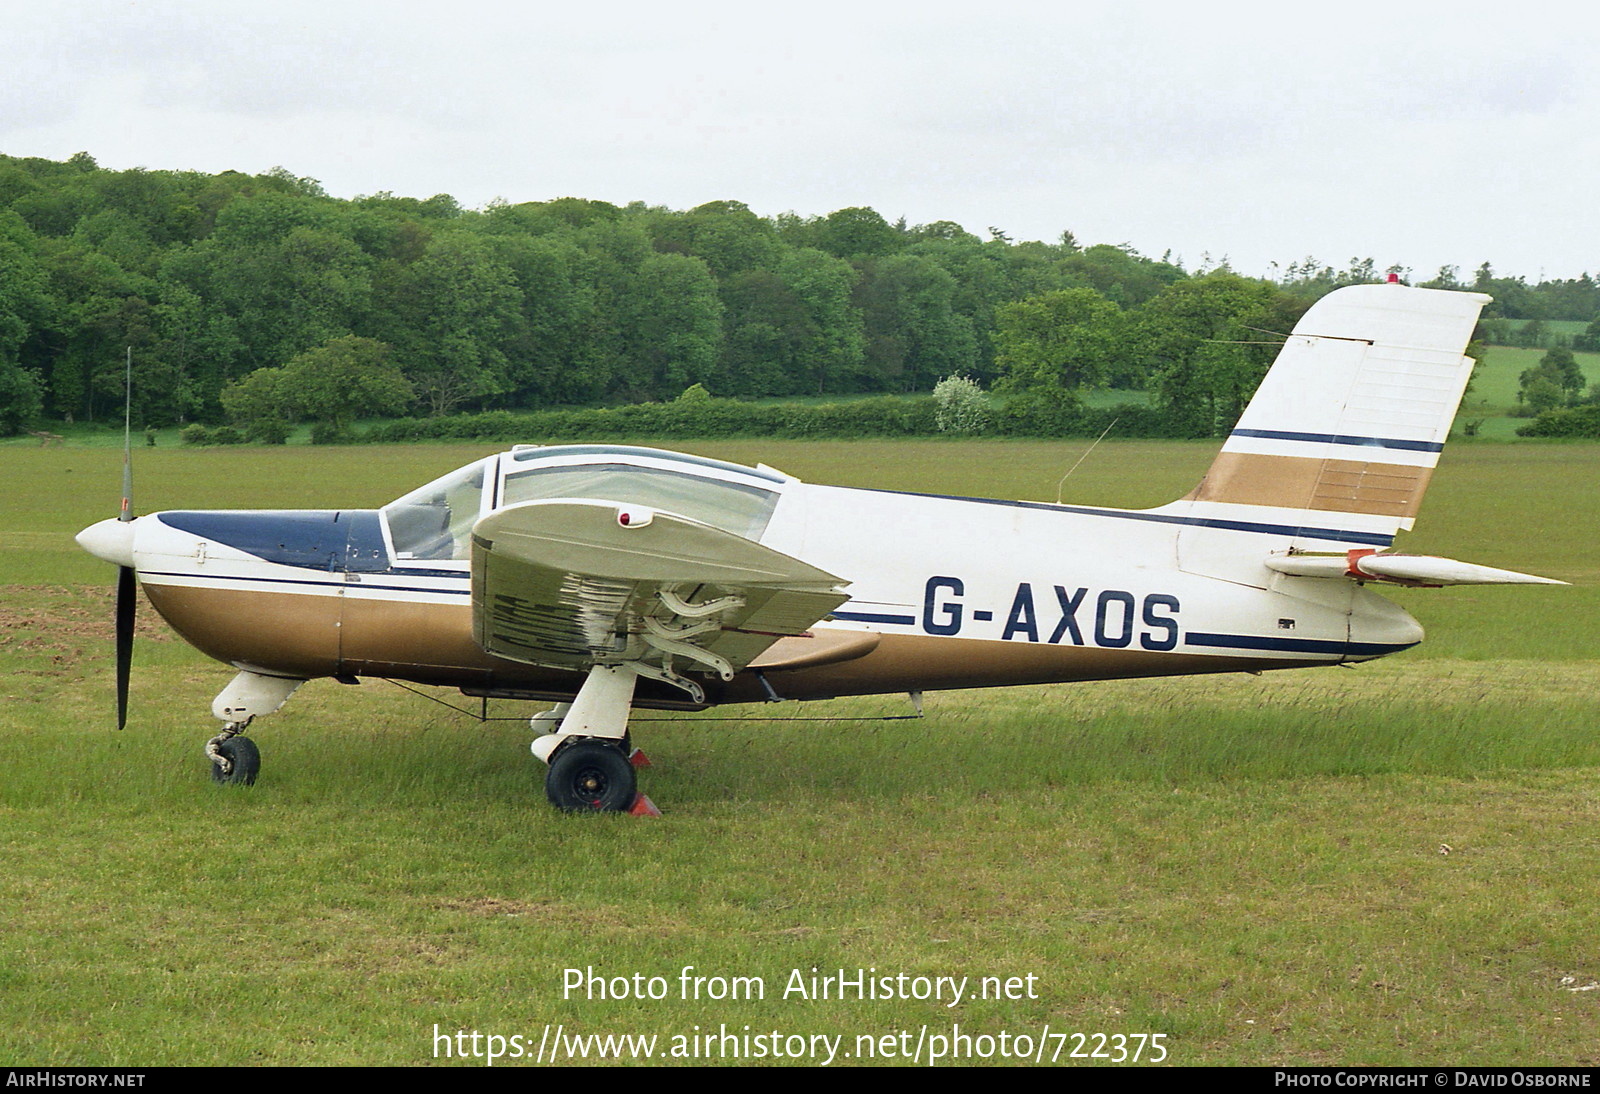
0, 585, 170, 676
438, 897, 551, 917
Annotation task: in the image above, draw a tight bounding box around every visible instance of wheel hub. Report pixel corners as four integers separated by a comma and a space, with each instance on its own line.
546, 740, 636, 812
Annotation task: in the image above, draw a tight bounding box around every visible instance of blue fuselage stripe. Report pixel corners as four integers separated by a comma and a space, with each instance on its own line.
143, 570, 471, 596
1229, 428, 1444, 453
1185, 631, 1417, 656
832, 610, 917, 625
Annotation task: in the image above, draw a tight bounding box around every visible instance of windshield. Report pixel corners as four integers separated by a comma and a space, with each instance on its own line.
381, 458, 489, 561
502, 463, 779, 540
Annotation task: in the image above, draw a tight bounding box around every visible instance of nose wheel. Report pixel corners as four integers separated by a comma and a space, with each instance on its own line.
545, 740, 637, 812
207, 725, 260, 785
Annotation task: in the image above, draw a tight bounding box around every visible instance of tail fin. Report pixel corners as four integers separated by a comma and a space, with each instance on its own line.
1167, 283, 1490, 581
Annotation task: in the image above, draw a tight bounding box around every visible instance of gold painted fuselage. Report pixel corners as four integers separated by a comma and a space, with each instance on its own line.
144, 577, 1290, 710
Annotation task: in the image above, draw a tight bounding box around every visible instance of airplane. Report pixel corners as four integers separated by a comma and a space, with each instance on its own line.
75, 283, 1563, 813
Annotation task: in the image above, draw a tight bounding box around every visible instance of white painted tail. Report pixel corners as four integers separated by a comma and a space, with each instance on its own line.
1164, 283, 1491, 584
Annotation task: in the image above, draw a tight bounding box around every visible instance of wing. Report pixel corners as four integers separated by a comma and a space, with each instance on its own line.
470, 499, 849, 698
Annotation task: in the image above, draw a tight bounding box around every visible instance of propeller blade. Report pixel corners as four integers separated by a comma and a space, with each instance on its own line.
116, 347, 135, 730
121, 346, 133, 520
116, 564, 135, 730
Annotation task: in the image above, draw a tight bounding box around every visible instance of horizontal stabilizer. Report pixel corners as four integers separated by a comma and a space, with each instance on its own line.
1265, 551, 1566, 587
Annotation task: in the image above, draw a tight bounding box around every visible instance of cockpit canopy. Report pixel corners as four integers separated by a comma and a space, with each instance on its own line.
380, 446, 787, 562
382, 458, 491, 561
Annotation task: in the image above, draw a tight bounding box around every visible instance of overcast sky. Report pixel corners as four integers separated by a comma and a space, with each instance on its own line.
3, 0, 1596, 281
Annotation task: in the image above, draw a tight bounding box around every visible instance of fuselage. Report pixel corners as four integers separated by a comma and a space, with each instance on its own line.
80, 445, 1424, 708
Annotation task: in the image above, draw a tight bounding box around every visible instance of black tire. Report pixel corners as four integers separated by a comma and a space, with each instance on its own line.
210, 736, 261, 786
545, 740, 636, 812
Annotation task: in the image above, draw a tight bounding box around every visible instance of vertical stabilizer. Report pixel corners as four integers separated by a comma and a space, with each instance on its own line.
1166, 283, 1491, 584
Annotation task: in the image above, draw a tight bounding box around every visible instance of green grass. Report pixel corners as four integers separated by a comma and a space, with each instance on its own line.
1499, 320, 1591, 341
1454, 346, 1600, 439
1, 420, 325, 449
2, 439, 1598, 1066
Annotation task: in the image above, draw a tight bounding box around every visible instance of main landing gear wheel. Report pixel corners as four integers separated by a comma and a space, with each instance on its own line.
545, 740, 636, 812
209, 735, 260, 786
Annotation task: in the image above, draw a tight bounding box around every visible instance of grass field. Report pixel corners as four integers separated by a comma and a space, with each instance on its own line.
1454, 345, 1600, 439
1501, 320, 1591, 342
2, 439, 1598, 1067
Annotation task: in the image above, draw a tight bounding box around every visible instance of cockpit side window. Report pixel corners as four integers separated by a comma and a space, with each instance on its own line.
502, 463, 779, 540
381, 459, 488, 561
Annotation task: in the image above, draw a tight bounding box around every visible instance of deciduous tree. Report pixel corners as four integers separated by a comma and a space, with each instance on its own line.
994, 288, 1123, 393
222, 336, 412, 440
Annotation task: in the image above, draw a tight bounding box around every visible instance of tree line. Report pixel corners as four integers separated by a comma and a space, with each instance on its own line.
2, 151, 1597, 438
